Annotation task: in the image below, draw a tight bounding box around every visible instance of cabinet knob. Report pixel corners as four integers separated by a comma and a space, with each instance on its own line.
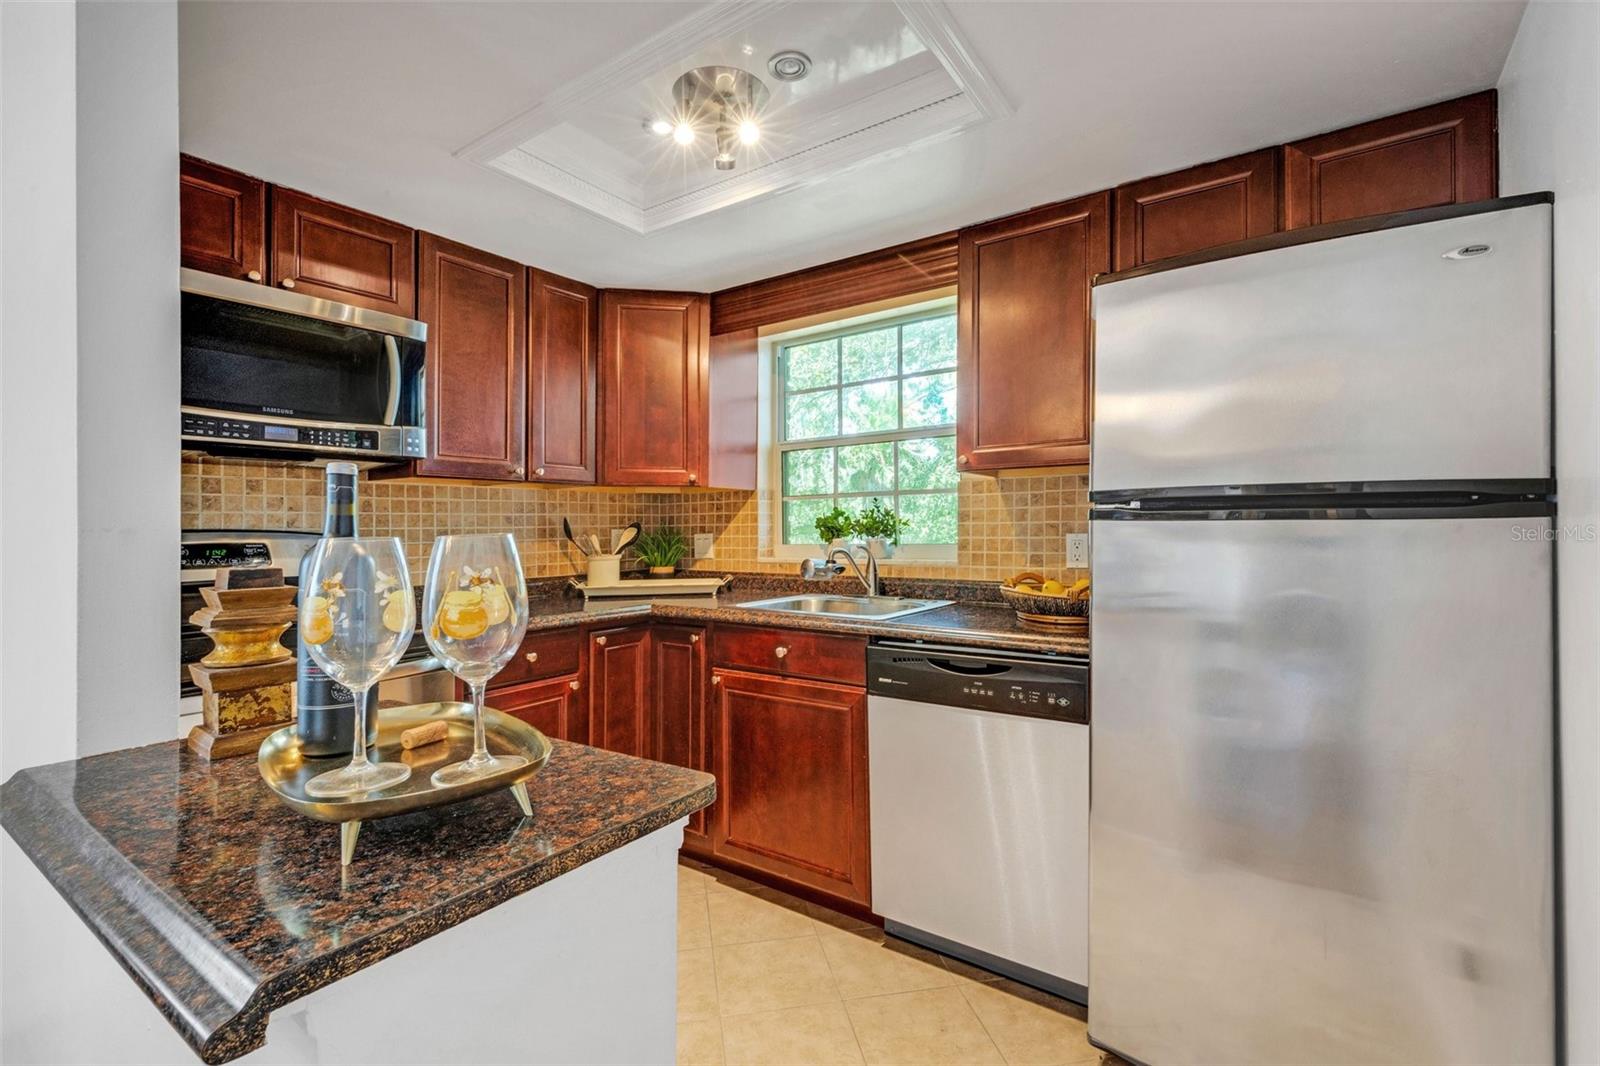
513, 465, 525, 476
525, 652, 538, 664
535, 467, 545, 477
774, 645, 788, 659
688, 474, 697, 484
569, 679, 580, 690
280, 278, 296, 290
958, 454, 969, 465
690, 633, 700, 643
595, 635, 607, 646
711, 674, 722, 686
245, 270, 262, 283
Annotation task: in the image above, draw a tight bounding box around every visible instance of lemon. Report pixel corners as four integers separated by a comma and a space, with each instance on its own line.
1041, 579, 1066, 595
301, 596, 334, 645
438, 588, 489, 640
479, 582, 511, 626
382, 595, 409, 634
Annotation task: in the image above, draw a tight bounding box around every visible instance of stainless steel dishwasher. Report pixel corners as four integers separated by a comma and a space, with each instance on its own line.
867, 640, 1089, 1003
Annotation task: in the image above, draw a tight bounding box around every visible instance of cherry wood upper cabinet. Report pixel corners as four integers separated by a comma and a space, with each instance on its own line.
180, 156, 266, 282
527, 269, 599, 484
1283, 91, 1497, 230
600, 291, 709, 486
269, 187, 416, 316
414, 233, 527, 480
1113, 149, 1281, 272
710, 668, 870, 907
653, 625, 711, 854
587, 625, 652, 759
957, 191, 1111, 471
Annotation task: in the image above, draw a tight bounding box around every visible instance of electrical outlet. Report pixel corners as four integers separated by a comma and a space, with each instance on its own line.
1067, 533, 1090, 568
693, 532, 715, 559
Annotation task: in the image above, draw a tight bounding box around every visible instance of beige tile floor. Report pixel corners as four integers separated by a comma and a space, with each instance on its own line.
677, 858, 1128, 1066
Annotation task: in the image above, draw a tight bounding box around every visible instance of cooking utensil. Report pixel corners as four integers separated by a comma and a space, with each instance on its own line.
562, 517, 588, 556
614, 522, 642, 555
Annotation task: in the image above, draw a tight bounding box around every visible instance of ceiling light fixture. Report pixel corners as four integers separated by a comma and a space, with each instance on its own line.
767, 50, 810, 82
652, 65, 770, 171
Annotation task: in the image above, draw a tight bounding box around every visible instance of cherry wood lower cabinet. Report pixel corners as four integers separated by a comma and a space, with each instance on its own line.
269, 186, 416, 316
586, 625, 652, 758
494, 674, 581, 742
179, 155, 266, 282
653, 625, 711, 854
710, 667, 871, 907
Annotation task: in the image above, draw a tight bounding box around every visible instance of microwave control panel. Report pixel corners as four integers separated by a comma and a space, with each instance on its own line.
183, 412, 380, 451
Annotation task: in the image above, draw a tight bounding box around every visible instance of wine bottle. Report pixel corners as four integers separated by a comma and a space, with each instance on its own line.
295, 462, 378, 756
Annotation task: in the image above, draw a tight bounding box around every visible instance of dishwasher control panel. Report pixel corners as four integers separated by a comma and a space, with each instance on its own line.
867, 641, 1088, 723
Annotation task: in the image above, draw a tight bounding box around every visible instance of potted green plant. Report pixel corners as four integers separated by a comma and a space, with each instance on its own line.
854, 499, 906, 559
632, 527, 689, 577
814, 506, 854, 549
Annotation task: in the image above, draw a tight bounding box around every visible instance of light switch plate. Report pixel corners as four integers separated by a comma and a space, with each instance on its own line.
1067, 533, 1089, 568
694, 532, 715, 559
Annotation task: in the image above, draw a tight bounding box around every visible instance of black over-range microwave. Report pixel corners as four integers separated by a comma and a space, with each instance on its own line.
180, 268, 427, 461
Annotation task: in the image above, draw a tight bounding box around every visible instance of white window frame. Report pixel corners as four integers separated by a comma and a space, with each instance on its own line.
763, 298, 959, 564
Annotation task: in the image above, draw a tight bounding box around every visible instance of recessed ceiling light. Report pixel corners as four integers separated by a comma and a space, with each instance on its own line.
648, 119, 673, 136
768, 50, 810, 82
673, 122, 696, 145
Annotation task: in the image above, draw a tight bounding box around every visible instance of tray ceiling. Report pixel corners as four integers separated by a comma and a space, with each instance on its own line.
458, 1, 1009, 232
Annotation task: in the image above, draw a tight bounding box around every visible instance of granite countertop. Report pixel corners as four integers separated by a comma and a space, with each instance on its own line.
0, 740, 714, 1064
517, 576, 1089, 658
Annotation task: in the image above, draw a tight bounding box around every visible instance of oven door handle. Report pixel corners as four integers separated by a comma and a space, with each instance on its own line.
383, 335, 402, 427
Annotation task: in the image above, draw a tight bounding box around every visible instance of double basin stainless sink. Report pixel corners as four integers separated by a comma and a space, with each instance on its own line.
736, 594, 951, 621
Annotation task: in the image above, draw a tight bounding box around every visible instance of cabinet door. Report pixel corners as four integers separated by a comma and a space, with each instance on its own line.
600, 291, 708, 486
711, 668, 870, 906
269, 186, 416, 316
528, 269, 598, 484
1283, 91, 1496, 230
493, 674, 580, 741
414, 233, 527, 480
179, 156, 266, 281
654, 625, 710, 852
957, 191, 1111, 471
587, 625, 652, 758
1113, 149, 1280, 272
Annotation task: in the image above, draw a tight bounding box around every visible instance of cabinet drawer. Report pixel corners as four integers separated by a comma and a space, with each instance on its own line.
712, 624, 866, 686
492, 673, 580, 742
491, 628, 581, 689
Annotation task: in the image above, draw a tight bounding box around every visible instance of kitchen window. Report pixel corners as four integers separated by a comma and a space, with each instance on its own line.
775, 307, 958, 553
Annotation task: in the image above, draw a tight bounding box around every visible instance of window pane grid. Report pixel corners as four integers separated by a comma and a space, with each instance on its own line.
779, 311, 957, 546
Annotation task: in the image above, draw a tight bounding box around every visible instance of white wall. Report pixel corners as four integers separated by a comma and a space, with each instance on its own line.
1, 1, 80, 778
73, 0, 180, 757
1497, 3, 1600, 1062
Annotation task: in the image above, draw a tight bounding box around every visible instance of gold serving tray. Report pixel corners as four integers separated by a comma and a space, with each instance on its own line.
258, 701, 552, 866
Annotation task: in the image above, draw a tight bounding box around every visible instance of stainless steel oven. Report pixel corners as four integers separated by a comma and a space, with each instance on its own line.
180, 268, 427, 461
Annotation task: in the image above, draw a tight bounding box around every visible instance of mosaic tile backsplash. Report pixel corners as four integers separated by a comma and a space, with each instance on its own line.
181, 455, 1089, 584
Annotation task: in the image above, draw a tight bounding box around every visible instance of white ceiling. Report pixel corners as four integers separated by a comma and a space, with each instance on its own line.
178, 1, 1527, 292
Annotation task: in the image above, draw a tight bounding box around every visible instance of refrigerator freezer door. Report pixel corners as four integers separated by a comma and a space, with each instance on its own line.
1088, 514, 1554, 1066
1091, 203, 1551, 495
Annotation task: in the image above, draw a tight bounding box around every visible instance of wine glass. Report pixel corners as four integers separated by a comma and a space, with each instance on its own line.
423, 533, 531, 787
298, 537, 415, 798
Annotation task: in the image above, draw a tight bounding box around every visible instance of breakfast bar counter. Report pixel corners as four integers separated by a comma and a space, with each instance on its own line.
0, 737, 714, 1064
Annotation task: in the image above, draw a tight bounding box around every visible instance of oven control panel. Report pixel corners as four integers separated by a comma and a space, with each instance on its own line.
181, 542, 272, 572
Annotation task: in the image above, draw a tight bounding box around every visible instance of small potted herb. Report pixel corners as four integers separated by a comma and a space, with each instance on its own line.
815, 507, 854, 549
633, 527, 690, 577
854, 499, 906, 559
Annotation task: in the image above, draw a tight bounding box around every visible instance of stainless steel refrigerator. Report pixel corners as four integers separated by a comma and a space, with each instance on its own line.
1087, 194, 1557, 1066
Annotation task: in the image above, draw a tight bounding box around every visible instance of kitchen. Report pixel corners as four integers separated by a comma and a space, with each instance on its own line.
1, 2, 1596, 1066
